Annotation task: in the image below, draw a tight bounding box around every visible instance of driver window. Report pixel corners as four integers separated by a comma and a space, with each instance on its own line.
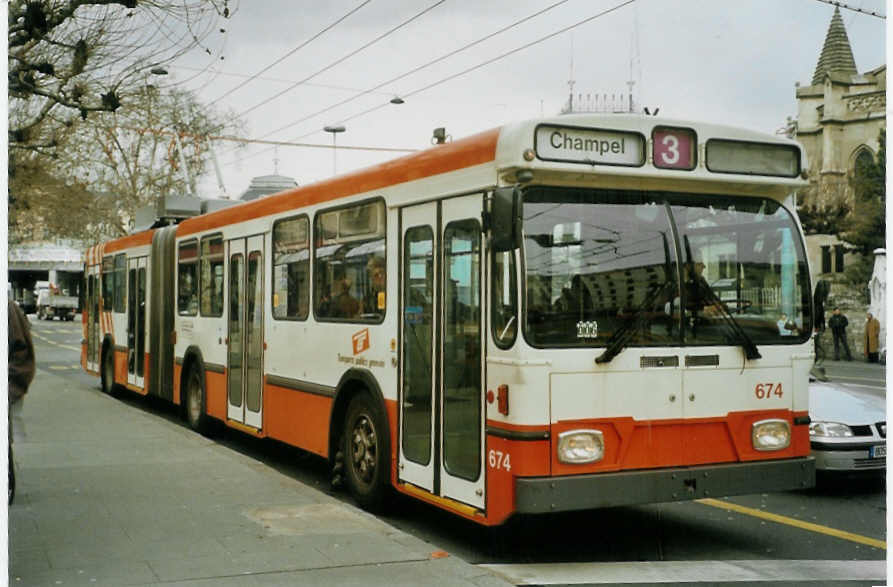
491, 249, 517, 348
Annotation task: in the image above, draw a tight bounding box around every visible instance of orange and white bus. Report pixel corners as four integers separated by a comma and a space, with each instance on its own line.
83, 114, 815, 526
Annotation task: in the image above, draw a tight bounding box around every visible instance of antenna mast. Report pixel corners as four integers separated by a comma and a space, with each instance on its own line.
568, 34, 575, 112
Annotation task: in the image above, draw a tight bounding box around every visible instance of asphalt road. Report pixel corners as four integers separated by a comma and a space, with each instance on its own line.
24, 316, 887, 586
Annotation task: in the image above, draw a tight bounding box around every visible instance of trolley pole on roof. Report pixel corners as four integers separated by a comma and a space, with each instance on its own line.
173, 133, 196, 198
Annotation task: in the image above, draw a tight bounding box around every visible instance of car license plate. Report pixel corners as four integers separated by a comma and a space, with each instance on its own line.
870, 445, 886, 459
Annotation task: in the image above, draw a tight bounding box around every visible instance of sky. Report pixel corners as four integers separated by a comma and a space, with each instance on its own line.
156, 0, 888, 199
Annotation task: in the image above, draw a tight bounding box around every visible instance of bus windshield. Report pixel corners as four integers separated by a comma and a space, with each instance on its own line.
522, 187, 811, 349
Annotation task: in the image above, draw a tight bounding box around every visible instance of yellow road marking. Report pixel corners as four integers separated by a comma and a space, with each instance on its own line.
697, 498, 886, 550
31, 331, 81, 352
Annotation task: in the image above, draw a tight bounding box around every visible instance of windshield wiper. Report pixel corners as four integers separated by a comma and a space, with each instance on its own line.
596, 281, 674, 364
690, 275, 761, 360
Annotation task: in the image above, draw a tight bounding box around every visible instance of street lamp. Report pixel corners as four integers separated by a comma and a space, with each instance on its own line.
323, 125, 346, 176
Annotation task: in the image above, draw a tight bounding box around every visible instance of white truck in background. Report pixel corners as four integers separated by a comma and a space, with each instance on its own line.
35, 281, 78, 321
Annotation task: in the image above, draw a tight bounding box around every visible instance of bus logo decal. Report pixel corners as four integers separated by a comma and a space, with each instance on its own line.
352, 329, 370, 355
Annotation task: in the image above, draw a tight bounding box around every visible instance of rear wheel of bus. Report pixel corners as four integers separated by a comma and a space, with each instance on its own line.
343, 392, 390, 510
100, 346, 118, 396
184, 365, 212, 436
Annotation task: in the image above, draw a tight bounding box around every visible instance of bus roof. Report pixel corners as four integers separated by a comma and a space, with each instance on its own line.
88, 114, 809, 253
176, 128, 501, 238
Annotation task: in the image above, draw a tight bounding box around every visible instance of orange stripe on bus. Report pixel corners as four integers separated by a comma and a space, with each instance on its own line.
104, 230, 155, 253
264, 382, 333, 458
549, 410, 810, 476
176, 128, 500, 237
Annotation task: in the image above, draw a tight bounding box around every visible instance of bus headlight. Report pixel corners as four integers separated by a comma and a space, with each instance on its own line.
752, 419, 791, 451
557, 429, 604, 464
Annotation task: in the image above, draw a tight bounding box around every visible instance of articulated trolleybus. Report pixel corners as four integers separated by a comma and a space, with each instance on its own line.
83, 114, 815, 526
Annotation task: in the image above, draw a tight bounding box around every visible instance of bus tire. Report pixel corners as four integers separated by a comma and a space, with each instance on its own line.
343, 392, 390, 511
184, 365, 211, 436
100, 346, 118, 397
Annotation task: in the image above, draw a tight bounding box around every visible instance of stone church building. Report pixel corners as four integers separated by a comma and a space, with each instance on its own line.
792, 6, 885, 354
793, 7, 885, 283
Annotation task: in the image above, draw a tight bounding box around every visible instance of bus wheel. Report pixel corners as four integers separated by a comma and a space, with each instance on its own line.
343, 393, 389, 510
101, 347, 118, 396
185, 366, 210, 435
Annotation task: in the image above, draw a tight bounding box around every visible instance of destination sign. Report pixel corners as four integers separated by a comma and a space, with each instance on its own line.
535, 125, 644, 166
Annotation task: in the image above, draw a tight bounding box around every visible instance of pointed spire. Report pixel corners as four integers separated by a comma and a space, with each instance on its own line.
812, 7, 858, 85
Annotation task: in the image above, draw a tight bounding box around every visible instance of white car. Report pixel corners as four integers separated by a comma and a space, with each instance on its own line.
809, 379, 886, 474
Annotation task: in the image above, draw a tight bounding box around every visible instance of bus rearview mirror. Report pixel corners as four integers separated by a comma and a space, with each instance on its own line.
490, 187, 521, 252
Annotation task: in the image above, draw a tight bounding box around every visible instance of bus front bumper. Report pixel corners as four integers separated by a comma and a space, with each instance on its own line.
515, 457, 815, 513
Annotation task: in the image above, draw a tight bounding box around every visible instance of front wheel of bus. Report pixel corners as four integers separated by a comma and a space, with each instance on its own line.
185, 366, 211, 436
343, 393, 390, 511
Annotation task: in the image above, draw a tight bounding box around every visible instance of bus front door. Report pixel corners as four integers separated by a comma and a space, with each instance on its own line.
399, 195, 485, 510
226, 236, 265, 430
86, 264, 101, 373
127, 257, 147, 388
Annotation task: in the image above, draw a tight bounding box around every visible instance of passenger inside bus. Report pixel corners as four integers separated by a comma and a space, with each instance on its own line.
332, 277, 360, 318
363, 256, 386, 317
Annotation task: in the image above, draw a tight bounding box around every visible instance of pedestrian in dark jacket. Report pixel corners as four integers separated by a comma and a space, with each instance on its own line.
827, 307, 852, 361
8, 301, 35, 504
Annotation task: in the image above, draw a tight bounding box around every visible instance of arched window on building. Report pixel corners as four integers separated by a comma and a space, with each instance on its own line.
852, 147, 876, 183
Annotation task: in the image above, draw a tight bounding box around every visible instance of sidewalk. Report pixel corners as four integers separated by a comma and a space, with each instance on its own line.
815, 357, 886, 383
8, 368, 512, 586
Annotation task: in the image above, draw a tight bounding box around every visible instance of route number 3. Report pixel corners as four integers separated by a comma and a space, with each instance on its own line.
660, 134, 680, 165
755, 382, 783, 399
652, 128, 694, 170
488, 449, 511, 471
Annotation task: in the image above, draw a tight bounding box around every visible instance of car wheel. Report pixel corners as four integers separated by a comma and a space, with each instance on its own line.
343, 392, 390, 511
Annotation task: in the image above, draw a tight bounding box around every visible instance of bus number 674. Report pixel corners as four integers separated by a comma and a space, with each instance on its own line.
488, 450, 512, 471
755, 382, 783, 399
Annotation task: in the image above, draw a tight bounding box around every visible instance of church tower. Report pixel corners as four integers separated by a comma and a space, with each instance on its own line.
793, 6, 885, 282
811, 7, 858, 85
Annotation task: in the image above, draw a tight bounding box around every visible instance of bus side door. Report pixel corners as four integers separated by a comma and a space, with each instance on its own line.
226, 235, 265, 430
86, 263, 101, 373
399, 194, 485, 510
127, 257, 147, 388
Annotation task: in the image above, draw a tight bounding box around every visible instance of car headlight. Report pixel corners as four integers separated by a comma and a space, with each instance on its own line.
752, 419, 791, 451
809, 421, 854, 438
557, 429, 604, 464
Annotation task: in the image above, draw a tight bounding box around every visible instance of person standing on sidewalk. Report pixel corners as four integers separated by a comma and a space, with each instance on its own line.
8, 301, 36, 504
865, 312, 881, 363
827, 307, 852, 361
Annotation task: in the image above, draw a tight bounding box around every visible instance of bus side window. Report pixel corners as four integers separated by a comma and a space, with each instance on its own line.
178, 240, 199, 316
272, 216, 310, 320
201, 235, 224, 317
491, 250, 517, 348
101, 256, 115, 311
314, 200, 386, 323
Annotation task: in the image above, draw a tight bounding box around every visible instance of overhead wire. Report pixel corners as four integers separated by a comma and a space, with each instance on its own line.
239, 0, 574, 147
230, 0, 636, 167
113, 124, 416, 152
207, 0, 372, 106
811, 0, 885, 18
170, 64, 398, 97
233, 0, 448, 120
